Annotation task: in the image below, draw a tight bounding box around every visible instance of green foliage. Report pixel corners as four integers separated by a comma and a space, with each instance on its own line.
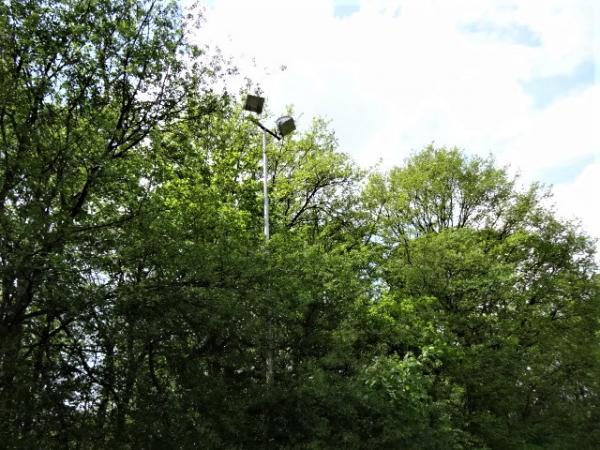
0, 2, 598, 448
364, 146, 600, 449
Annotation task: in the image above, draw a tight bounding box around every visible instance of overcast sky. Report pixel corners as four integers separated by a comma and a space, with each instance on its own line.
192, 0, 600, 245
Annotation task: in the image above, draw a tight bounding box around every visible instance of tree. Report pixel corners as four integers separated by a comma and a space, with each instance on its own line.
363, 146, 600, 448
2, 1, 598, 446
0, 0, 224, 447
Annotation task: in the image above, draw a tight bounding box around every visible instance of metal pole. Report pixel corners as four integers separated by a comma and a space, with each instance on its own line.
263, 129, 274, 384
262, 130, 269, 241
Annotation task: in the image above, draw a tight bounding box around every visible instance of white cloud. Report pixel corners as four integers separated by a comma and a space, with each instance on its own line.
498, 84, 600, 182
192, 0, 600, 242
553, 161, 600, 242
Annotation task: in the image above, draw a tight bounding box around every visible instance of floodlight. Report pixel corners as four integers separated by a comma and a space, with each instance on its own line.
276, 116, 295, 137
243, 94, 265, 114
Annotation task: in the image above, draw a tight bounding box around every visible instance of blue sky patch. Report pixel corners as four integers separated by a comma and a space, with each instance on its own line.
461, 21, 541, 47
333, 2, 360, 18
539, 154, 597, 185
522, 60, 596, 109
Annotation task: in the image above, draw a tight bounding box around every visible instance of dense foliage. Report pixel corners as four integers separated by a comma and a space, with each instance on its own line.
1, 1, 598, 448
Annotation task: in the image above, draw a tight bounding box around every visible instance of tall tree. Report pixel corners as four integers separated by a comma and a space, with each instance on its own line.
2, 1, 598, 446
0, 0, 223, 447
364, 146, 600, 448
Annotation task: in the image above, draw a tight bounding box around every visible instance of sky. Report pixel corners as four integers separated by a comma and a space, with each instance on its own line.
190, 0, 600, 247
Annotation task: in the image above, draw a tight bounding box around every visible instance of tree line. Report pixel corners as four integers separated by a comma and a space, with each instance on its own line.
1, 1, 598, 448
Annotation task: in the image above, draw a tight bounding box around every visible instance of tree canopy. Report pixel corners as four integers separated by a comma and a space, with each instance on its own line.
1, 1, 598, 449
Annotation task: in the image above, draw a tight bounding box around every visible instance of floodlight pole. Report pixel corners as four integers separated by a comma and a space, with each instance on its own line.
254, 118, 283, 242
243, 95, 295, 385
262, 130, 270, 242
262, 129, 274, 384
252, 119, 280, 385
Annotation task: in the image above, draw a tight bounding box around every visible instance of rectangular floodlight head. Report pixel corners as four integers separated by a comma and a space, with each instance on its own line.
243, 94, 265, 114
276, 116, 295, 137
